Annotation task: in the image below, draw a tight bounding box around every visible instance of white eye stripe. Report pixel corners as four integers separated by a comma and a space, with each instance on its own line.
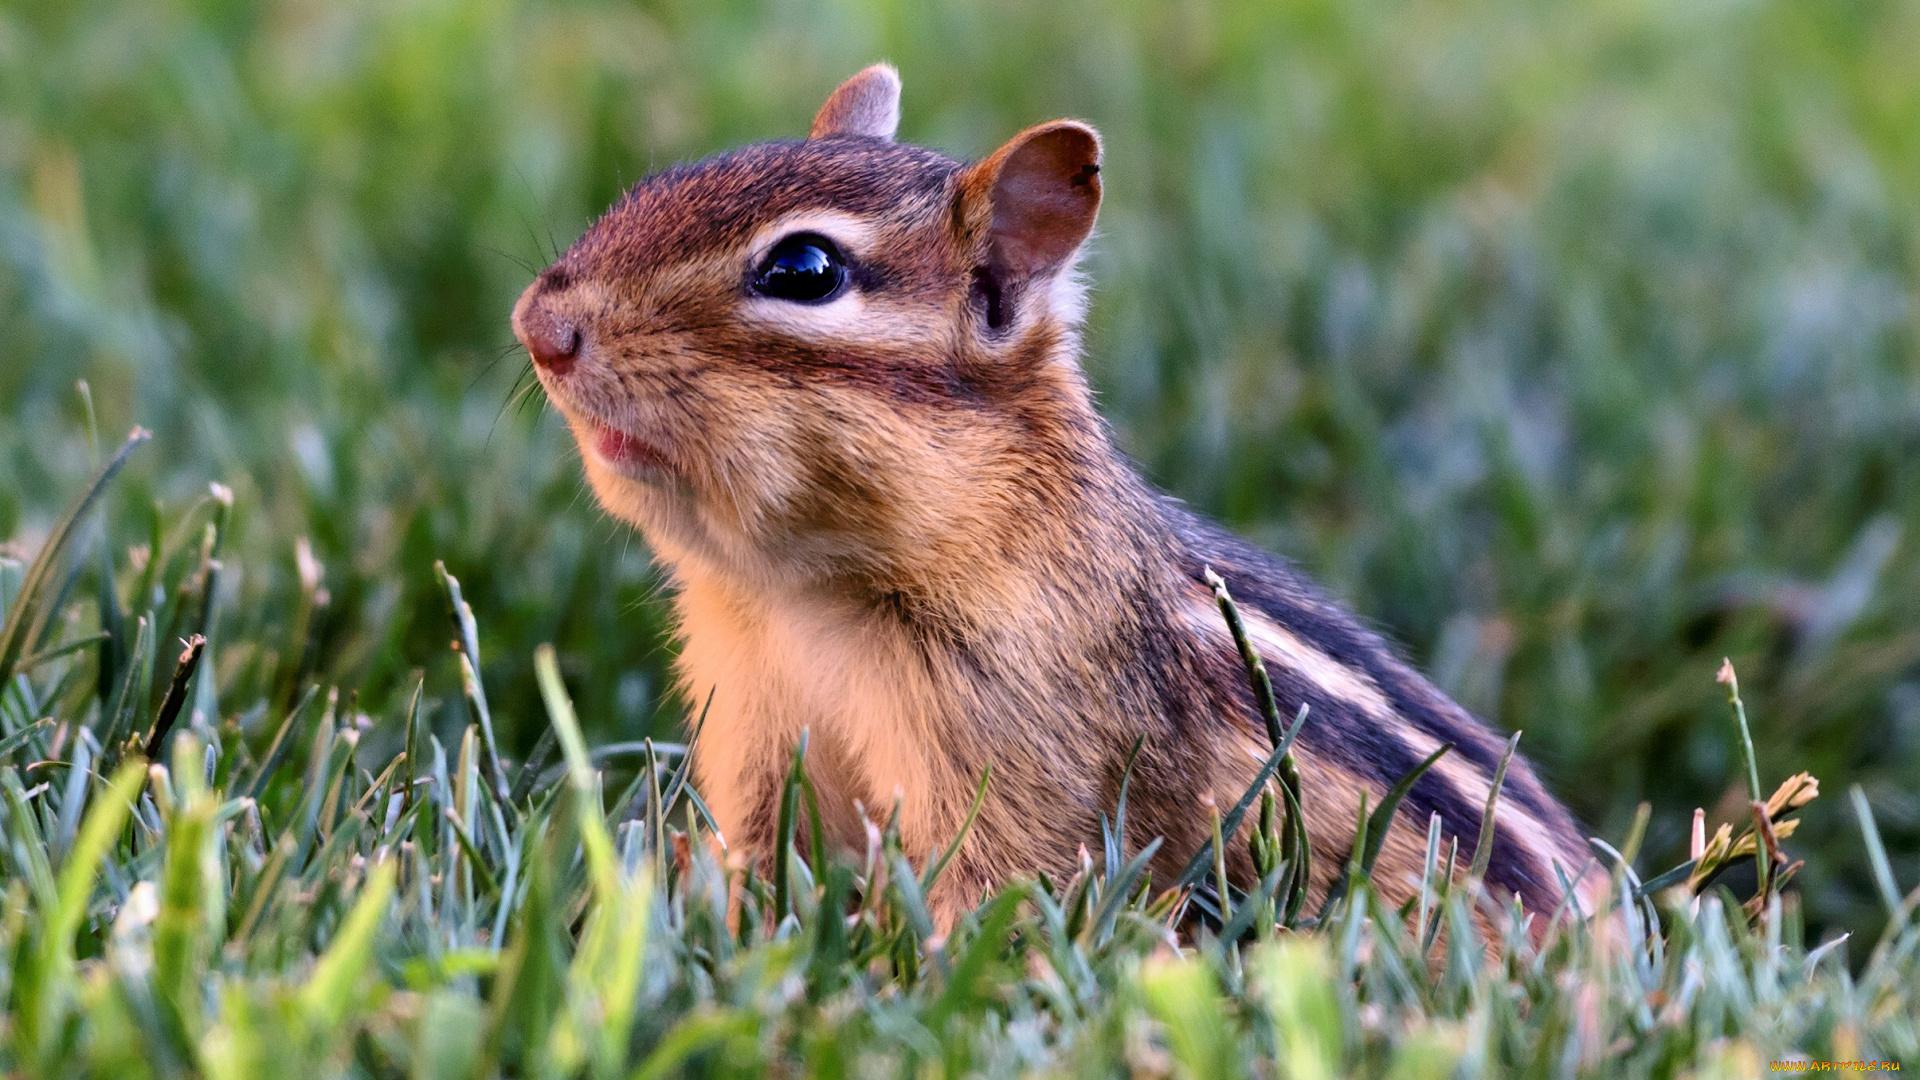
738, 291, 939, 349
744, 211, 879, 268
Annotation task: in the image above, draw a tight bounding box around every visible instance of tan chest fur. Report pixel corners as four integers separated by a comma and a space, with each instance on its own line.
673, 566, 958, 863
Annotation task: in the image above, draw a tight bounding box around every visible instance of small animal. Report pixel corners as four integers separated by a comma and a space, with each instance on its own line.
512, 65, 1606, 929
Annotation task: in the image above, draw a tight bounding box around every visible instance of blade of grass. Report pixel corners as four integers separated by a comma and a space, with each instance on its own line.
1278, 753, 1311, 926
20, 759, 146, 1059
444, 808, 502, 899
49, 759, 145, 959
1851, 784, 1903, 921
0, 718, 52, 764
0, 429, 150, 689
1416, 812, 1442, 946
1177, 704, 1310, 890
773, 730, 809, 923
1716, 659, 1763, 805
400, 676, 423, 817
655, 689, 710, 818
1205, 567, 1285, 748
923, 764, 991, 894
1219, 865, 1285, 943
1317, 743, 1450, 917
927, 886, 1026, 1028
154, 778, 217, 1036
243, 683, 323, 802
15, 631, 111, 675
99, 615, 152, 757
1314, 793, 1370, 926
1209, 797, 1231, 927
232, 829, 298, 950
1088, 838, 1163, 947
1105, 733, 1148, 880
143, 635, 206, 759
507, 727, 557, 807
299, 857, 397, 1031
437, 563, 510, 801
886, 849, 943, 973
796, 762, 828, 899
1634, 857, 1700, 899
532, 643, 617, 898
1468, 732, 1522, 883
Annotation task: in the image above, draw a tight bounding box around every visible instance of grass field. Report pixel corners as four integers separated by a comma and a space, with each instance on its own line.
0, 454, 1914, 1076
1, 0, 1918, 1073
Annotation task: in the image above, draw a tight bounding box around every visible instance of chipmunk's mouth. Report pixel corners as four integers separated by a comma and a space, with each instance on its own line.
576, 417, 676, 481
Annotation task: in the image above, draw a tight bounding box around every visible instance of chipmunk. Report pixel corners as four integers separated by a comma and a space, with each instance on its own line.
512, 65, 1608, 930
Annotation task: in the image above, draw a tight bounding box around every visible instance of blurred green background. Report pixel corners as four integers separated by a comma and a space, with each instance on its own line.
1, 0, 1915, 944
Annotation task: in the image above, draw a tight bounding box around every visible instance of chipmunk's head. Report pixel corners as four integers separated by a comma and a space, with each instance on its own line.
513, 65, 1106, 587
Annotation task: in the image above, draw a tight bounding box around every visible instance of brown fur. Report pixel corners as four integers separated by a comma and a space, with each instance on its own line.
512, 69, 1609, 934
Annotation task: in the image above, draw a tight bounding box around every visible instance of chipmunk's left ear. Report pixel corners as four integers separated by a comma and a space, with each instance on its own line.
958, 120, 1103, 286
810, 64, 901, 140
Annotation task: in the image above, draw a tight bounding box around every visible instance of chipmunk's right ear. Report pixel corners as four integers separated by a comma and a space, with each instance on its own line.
810, 64, 901, 140
957, 121, 1103, 293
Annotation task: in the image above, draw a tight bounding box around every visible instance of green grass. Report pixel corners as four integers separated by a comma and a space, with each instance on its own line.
3, 0, 1916, 949
0, 449, 1915, 1078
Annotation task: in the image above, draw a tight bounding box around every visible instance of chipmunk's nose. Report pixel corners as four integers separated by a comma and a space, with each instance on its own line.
513, 288, 580, 376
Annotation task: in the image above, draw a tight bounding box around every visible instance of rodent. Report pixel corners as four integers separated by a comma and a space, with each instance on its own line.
511, 64, 1608, 931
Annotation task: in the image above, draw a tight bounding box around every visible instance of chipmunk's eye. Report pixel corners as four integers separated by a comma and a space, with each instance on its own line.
752, 234, 847, 303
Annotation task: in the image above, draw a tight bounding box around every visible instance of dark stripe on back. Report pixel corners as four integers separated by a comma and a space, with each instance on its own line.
1196, 641, 1556, 911
1166, 500, 1559, 825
